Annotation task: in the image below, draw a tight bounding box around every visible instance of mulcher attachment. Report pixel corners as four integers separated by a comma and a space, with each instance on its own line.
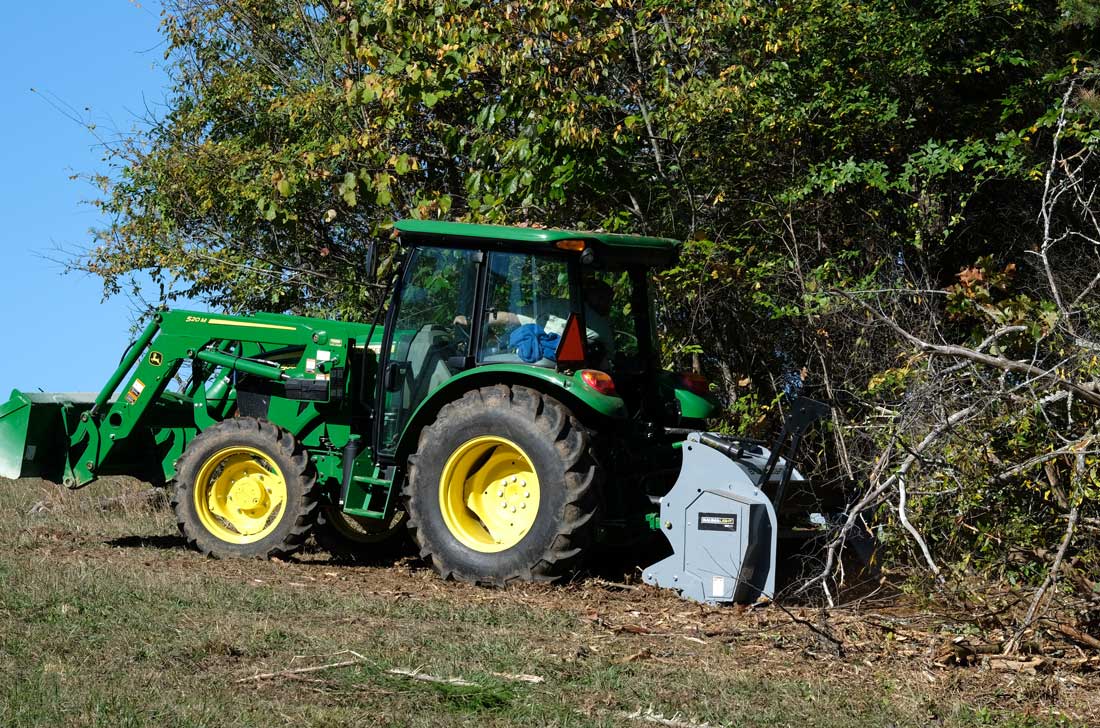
642, 434, 779, 603
643, 397, 829, 605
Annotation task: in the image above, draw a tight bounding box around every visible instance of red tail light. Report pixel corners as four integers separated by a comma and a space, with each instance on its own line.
678, 372, 710, 396
580, 369, 617, 395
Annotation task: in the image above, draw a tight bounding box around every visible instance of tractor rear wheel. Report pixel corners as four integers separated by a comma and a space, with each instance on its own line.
403, 385, 600, 584
171, 418, 318, 559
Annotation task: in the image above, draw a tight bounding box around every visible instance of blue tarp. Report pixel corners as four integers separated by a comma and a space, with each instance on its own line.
508, 324, 560, 363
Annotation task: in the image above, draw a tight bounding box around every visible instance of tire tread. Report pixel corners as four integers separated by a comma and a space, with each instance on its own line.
170, 417, 317, 559
403, 385, 600, 584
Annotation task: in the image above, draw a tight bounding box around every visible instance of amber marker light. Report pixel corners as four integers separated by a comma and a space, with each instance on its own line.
678, 372, 711, 397
579, 369, 617, 395
554, 239, 587, 252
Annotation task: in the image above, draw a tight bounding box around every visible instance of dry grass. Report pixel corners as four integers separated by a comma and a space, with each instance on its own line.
0, 477, 1095, 727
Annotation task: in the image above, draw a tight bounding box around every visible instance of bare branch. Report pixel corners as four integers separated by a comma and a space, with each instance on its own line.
897, 475, 941, 578
1003, 452, 1083, 654
842, 293, 1100, 407
799, 402, 983, 596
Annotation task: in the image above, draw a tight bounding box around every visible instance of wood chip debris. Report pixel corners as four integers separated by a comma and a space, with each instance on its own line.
386, 667, 544, 685
237, 650, 367, 682
488, 671, 545, 683
618, 707, 714, 728
990, 657, 1050, 675
386, 668, 476, 686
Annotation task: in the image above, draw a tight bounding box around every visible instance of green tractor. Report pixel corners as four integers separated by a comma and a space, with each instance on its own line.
0, 221, 826, 603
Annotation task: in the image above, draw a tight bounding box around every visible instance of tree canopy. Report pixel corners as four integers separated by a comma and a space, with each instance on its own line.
86, 0, 1100, 600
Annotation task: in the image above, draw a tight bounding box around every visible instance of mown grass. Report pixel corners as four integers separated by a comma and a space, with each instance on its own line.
0, 478, 1090, 728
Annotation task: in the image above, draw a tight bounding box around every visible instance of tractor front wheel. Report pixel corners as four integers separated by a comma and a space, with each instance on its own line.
171, 418, 318, 559
404, 385, 600, 584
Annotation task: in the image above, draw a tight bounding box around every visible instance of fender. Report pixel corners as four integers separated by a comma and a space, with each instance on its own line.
394, 364, 626, 460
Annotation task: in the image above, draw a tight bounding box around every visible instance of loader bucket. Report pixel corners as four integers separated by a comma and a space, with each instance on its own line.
0, 390, 95, 482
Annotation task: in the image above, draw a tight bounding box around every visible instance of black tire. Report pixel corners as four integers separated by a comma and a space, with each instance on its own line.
313, 506, 410, 562
403, 384, 600, 584
171, 417, 318, 559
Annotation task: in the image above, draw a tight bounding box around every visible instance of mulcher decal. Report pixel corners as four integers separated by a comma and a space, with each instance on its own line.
697, 512, 737, 532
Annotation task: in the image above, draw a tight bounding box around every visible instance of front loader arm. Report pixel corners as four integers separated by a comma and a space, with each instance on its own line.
63, 309, 342, 488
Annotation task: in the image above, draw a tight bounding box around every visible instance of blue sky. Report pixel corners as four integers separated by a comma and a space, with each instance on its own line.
0, 1, 169, 392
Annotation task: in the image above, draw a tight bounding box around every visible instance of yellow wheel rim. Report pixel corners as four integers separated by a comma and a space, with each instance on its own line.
193, 446, 288, 544
439, 436, 541, 553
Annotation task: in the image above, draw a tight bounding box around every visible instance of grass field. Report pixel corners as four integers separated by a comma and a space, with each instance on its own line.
0, 477, 1094, 728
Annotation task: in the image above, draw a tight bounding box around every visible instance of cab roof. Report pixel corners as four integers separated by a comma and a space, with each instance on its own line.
393, 220, 679, 266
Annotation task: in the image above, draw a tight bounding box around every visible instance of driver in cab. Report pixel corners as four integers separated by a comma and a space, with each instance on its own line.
455, 280, 615, 364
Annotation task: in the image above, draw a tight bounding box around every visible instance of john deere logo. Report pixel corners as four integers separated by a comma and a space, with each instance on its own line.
149, 351, 164, 367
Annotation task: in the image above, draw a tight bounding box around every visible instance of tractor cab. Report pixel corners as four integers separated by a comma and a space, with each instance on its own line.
375, 221, 714, 458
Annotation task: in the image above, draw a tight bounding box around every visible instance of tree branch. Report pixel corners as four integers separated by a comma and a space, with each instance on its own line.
842, 293, 1100, 407
1003, 453, 1083, 654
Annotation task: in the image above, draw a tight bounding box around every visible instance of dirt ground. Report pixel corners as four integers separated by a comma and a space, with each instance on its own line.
0, 477, 1096, 727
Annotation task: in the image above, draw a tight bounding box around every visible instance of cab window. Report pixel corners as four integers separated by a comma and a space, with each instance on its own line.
477, 252, 572, 366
